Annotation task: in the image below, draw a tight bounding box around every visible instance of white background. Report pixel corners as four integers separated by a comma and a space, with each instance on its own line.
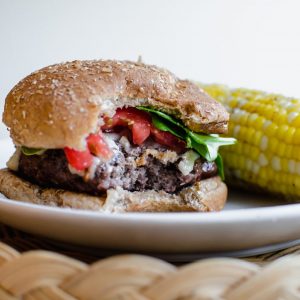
1, 0, 300, 139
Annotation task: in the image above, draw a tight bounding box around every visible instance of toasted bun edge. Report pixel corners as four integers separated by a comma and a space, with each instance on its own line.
0, 169, 227, 212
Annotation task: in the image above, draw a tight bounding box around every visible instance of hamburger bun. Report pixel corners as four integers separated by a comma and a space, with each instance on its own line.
3, 60, 229, 150
1, 60, 230, 213
0, 169, 227, 212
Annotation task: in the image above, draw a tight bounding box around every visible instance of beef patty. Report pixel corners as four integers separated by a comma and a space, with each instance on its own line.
18, 136, 218, 196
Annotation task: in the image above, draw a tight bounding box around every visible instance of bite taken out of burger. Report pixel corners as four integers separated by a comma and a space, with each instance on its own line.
0, 60, 236, 212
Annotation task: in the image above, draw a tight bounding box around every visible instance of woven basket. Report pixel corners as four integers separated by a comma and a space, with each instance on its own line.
1, 242, 300, 299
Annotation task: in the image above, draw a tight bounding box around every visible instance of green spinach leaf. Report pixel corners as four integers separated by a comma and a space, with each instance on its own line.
137, 106, 236, 180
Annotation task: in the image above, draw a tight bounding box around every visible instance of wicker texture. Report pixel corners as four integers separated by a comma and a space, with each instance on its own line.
1, 242, 300, 299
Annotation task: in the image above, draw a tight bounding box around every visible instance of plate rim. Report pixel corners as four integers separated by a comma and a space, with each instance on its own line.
1, 195, 300, 224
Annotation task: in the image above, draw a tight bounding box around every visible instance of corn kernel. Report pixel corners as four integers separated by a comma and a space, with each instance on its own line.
252, 131, 263, 147
253, 116, 265, 130
288, 159, 296, 174
264, 123, 278, 137
258, 153, 268, 166
293, 129, 300, 145
260, 135, 268, 151
201, 83, 300, 200
277, 143, 286, 157
268, 137, 278, 153
272, 110, 287, 125
288, 111, 300, 124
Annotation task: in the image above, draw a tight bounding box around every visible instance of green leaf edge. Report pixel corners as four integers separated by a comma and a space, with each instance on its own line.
137, 106, 236, 180
21, 147, 46, 156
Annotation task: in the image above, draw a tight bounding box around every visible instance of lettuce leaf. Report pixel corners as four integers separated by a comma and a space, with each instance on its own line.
215, 154, 224, 180
21, 147, 45, 156
137, 106, 236, 180
151, 114, 186, 139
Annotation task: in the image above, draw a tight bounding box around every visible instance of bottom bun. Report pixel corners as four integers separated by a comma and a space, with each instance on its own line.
0, 169, 227, 212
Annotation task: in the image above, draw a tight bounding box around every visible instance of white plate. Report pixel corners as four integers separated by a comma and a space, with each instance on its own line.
1, 138, 300, 256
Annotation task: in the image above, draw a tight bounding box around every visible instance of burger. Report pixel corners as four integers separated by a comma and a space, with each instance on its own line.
0, 60, 235, 212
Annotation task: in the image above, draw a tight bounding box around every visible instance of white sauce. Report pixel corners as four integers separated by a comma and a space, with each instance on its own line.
98, 100, 115, 117
104, 132, 120, 141
103, 133, 120, 155
178, 150, 200, 176
87, 157, 101, 180
68, 132, 121, 180
68, 164, 85, 177
6, 147, 21, 171
89, 133, 122, 179
119, 136, 131, 152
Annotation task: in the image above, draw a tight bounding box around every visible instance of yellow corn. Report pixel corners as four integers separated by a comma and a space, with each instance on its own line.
200, 83, 300, 201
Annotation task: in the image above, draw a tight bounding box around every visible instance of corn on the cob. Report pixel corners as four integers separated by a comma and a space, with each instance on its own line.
200, 83, 300, 200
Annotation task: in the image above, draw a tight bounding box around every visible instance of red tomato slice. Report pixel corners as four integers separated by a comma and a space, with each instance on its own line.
87, 132, 112, 160
64, 131, 113, 171
64, 148, 93, 171
151, 126, 186, 153
131, 121, 150, 145
102, 108, 151, 145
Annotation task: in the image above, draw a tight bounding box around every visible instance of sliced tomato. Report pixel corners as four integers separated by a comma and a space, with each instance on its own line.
151, 126, 186, 153
64, 131, 113, 171
64, 148, 93, 171
87, 132, 112, 160
102, 107, 151, 145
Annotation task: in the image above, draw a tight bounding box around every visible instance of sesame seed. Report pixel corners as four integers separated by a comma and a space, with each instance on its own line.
102, 67, 112, 73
